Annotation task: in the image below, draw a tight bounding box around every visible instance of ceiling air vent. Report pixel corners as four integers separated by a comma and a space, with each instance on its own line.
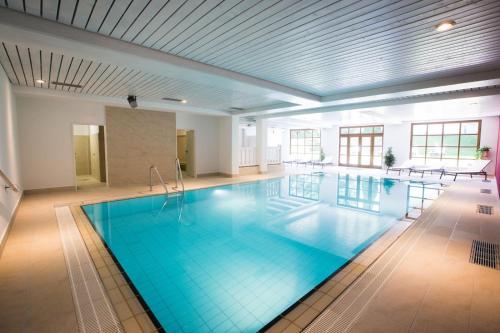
480, 189, 492, 194
477, 205, 493, 215
51, 81, 82, 88
470, 240, 499, 270
162, 97, 187, 103
162, 97, 183, 102
230, 107, 245, 111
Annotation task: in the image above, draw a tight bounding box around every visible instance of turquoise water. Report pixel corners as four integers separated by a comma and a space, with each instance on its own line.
83, 174, 434, 332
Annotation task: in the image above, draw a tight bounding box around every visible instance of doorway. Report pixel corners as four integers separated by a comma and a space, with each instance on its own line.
339, 125, 384, 168
177, 129, 196, 178
73, 124, 107, 189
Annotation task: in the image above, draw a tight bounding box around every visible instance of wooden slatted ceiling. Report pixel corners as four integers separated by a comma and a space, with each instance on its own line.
0, 41, 278, 110
2, 0, 500, 96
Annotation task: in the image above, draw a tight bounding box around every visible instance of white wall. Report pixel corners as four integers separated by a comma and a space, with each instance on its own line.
17, 95, 105, 190
176, 112, 221, 175
321, 127, 339, 164
17, 94, 226, 189
383, 123, 411, 168
0, 67, 22, 246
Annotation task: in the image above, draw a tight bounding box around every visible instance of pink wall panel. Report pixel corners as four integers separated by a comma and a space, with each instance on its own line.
496, 116, 500, 197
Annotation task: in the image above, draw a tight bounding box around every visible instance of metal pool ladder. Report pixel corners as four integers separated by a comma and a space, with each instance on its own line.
150, 165, 168, 194
173, 158, 185, 193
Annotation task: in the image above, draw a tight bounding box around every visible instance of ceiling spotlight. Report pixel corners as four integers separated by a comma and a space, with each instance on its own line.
127, 95, 138, 108
35, 79, 45, 84
434, 19, 456, 32
181, 99, 187, 104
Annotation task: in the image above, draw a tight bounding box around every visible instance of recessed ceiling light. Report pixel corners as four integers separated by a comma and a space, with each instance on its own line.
434, 19, 456, 32
181, 99, 187, 104
36, 79, 45, 84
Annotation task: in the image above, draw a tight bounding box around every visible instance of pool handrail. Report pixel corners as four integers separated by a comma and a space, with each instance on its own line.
149, 165, 168, 194
174, 158, 185, 193
0, 169, 18, 192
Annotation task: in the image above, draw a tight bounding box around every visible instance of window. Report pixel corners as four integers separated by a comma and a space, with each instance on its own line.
339, 125, 384, 168
410, 120, 481, 166
290, 129, 321, 161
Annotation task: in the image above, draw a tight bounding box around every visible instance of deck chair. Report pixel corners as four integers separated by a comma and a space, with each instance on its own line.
440, 159, 491, 181
409, 161, 445, 178
386, 160, 416, 175
312, 156, 333, 168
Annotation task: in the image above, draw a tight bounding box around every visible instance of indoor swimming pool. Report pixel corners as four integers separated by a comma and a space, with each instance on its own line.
82, 173, 442, 332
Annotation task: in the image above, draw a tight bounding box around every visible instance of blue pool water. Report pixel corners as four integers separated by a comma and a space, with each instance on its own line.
82, 173, 441, 332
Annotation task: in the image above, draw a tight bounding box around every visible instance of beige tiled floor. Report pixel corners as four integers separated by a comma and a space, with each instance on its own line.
0, 172, 282, 333
1, 168, 499, 333
305, 179, 500, 333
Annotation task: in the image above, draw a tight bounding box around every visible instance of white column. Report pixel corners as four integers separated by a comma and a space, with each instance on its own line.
256, 118, 268, 173
218, 115, 240, 176
230, 115, 240, 176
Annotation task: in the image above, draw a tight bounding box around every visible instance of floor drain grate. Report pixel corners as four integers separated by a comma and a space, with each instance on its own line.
470, 240, 500, 270
477, 205, 493, 215
480, 189, 492, 194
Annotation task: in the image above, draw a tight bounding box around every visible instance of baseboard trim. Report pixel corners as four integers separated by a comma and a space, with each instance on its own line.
0, 191, 24, 258
24, 186, 75, 194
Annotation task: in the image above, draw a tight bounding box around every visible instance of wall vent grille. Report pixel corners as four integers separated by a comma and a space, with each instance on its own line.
480, 189, 492, 194
477, 205, 493, 215
470, 240, 500, 270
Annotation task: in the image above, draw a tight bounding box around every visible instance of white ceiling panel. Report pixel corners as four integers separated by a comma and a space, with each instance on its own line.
0, 41, 280, 110
269, 94, 500, 128
1, 0, 500, 100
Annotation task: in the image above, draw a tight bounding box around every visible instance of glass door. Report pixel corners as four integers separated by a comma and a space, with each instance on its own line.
339, 126, 384, 168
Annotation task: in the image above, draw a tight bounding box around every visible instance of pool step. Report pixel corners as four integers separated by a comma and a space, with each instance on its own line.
265, 197, 312, 216
269, 197, 304, 207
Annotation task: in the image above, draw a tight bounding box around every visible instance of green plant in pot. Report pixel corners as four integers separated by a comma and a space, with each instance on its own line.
320, 148, 325, 161
475, 146, 491, 159
384, 147, 396, 170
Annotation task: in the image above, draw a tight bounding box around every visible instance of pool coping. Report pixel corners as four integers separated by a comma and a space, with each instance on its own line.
68, 176, 438, 333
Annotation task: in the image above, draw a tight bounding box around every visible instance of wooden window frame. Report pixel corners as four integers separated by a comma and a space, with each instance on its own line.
338, 125, 384, 169
409, 120, 481, 165
289, 129, 321, 161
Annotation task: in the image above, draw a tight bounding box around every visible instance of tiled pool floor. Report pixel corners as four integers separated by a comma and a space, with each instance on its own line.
1, 169, 500, 333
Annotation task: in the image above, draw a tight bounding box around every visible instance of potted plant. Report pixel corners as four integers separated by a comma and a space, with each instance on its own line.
476, 146, 491, 159
384, 147, 396, 170
320, 148, 325, 162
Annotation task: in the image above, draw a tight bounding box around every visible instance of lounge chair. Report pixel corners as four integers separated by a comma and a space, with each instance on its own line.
440, 159, 491, 181
409, 162, 444, 178
386, 160, 416, 175
296, 159, 311, 167
312, 156, 333, 168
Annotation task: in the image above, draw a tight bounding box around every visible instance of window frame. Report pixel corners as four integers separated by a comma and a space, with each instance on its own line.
289, 129, 321, 161
338, 125, 384, 169
409, 120, 481, 165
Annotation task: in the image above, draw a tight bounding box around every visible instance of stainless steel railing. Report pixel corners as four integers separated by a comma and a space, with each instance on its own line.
149, 165, 168, 194
173, 158, 185, 193
0, 169, 18, 192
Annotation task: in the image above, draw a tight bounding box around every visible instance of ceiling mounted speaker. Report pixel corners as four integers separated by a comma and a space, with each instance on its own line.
127, 95, 138, 108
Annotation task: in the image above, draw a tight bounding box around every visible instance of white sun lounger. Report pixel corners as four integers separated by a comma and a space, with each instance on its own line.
440, 159, 491, 181
409, 161, 445, 178
312, 156, 333, 168
386, 160, 417, 175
